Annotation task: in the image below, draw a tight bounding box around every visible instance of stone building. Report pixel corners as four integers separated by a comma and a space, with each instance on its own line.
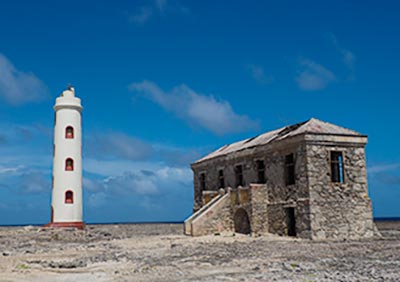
184, 118, 376, 240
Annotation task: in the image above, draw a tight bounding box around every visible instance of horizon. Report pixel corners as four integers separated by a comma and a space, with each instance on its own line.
1, 216, 400, 228
0, 0, 399, 225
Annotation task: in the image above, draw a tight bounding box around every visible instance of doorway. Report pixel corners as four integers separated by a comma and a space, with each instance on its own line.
234, 208, 251, 234
286, 207, 296, 237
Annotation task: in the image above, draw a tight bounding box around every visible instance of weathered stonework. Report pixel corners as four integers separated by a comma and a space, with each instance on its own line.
184, 118, 377, 240
306, 144, 374, 239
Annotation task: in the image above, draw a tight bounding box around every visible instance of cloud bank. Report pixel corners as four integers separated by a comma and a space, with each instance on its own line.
368, 163, 400, 186
326, 32, 356, 79
86, 131, 155, 161
129, 80, 259, 135
295, 58, 336, 91
0, 53, 48, 105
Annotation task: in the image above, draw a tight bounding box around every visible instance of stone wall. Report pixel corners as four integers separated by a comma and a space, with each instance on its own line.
306, 142, 375, 239
249, 184, 269, 235
267, 203, 286, 236
190, 192, 232, 236
295, 199, 312, 238
192, 137, 310, 211
191, 138, 313, 237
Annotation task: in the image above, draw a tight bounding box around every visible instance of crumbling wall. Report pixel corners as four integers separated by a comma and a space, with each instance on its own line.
264, 142, 312, 238
190, 133, 374, 240
248, 184, 269, 235
192, 138, 312, 238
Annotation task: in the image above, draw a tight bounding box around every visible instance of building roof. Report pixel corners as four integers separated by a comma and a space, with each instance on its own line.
194, 118, 363, 164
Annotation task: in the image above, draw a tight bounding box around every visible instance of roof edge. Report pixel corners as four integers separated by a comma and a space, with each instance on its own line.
192, 131, 367, 166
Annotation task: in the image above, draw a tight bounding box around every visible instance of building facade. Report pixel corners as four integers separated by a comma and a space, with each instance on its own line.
184, 118, 376, 240
45, 86, 84, 229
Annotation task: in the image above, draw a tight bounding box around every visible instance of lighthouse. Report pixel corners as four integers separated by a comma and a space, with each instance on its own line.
45, 86, 84, 229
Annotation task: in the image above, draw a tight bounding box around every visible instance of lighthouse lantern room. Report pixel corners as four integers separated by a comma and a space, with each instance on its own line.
45, 86, 84, 229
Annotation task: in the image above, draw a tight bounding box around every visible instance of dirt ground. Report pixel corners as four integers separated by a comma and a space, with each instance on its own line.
0, 221, 399, 282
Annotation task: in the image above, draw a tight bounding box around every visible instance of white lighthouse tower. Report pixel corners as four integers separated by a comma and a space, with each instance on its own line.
46, 86, 84, 229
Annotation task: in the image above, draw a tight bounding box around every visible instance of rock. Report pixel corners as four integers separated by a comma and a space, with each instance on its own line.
23, 226, 36, 231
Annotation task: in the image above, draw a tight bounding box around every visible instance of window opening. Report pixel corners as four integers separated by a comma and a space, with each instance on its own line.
200, 173, 206, 191
256, 160, 265, 184
65, 158, 74, 171
285, 153, 295, 185
331, 151, 344, 183
235, 165, 243, 187
65, 126, 74, 139
65, 190, 73, 204
218, 169, 225, 188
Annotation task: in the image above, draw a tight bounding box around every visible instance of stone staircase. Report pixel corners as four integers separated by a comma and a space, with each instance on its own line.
184, 191, 231, 236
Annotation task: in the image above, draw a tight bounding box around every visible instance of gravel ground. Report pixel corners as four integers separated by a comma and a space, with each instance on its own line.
0, 221, 399, 281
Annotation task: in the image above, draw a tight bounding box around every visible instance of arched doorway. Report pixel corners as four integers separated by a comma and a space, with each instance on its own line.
234, 208, 251, 234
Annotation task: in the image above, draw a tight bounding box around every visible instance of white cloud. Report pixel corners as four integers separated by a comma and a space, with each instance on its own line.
84, 158, 155, 177
20, 171, 49, 194
0, 123, 52, 171
89, 192, 107, 207
86, 131, 154, 161
129, 80, 259, 135
341, 49, 355, 71
0, 123, 53, 195
0, 165, 24, 174
84, 157, 191, 180
296, 58, 336, 91
326, 32, 355, 78
0, 164, 50, 194
104, 171, 160, 195
83, 177, 103, 192
368, 163, 400, 174
84, 165, 192, 202
0, 53, 48, 105
245, 64, 273, 84
368, 163, 400, 186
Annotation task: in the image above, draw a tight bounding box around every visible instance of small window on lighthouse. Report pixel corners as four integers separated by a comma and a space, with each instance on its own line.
65, 158, 74, 171
65, 191, 74, 204
65, 126, 74, 139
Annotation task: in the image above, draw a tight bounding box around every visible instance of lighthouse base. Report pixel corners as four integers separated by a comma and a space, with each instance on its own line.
44, 221, 85, 230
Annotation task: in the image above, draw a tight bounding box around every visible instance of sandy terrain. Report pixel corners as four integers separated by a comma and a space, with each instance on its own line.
0, 221, 399, 282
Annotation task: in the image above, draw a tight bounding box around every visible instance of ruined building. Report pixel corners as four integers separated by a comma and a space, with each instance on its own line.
184, 118, 376, 239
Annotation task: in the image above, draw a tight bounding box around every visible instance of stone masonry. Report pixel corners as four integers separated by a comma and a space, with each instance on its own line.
184, 118, 376, 240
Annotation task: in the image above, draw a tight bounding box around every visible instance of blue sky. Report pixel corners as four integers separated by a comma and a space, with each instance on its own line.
0, 0, 399, 225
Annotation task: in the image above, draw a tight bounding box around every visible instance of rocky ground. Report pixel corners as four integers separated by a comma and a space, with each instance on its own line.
0, 221, 399, 282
